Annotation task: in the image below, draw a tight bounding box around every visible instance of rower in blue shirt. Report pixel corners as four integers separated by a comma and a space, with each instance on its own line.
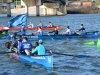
20, 37, 32, 55
32, 26, 43, 36
31, 39, 46, 55
20, 25, 25, 36
11, 32, 17, 44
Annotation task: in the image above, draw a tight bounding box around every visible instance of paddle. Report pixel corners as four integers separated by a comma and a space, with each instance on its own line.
53, 52, 87, 58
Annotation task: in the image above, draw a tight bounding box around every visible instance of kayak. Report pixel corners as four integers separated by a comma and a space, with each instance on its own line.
8, 51, 53, 68
20, 31, 98, 39
9, 25, 61, 30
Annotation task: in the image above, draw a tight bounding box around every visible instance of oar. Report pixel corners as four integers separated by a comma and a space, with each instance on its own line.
84, 41, 95, 45
53, 52, 87, 58
97, 39, 100, 48
0, 52, 14, 54
47, 33, 54, 41
84, 38, 100, 46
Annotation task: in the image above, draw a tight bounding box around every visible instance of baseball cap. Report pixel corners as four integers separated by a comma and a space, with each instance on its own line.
39, 39, 43, 43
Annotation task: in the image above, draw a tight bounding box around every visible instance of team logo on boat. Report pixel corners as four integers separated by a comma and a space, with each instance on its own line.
48, 57, 51, 63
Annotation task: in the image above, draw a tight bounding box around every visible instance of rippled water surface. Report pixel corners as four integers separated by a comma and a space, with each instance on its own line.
0, 14, 100, 75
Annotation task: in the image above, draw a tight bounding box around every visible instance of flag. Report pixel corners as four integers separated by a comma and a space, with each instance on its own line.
8, 14, 27, 28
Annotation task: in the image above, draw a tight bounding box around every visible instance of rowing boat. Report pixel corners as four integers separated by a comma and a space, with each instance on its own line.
0, 30, 8, 36
8, 51, 53, 68
20, 31, 98, 39
9, 25, 61, 30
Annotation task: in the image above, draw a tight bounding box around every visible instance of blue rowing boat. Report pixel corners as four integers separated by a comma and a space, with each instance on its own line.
8, 31, 98, 39
8, 52, 53, 68
22, 31, 98, 39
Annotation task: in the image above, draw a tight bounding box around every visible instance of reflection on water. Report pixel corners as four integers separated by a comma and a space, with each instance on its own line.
0, 14, 100, 75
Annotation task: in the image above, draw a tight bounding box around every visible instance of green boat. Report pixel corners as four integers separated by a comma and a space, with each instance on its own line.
0, 30, 8, 36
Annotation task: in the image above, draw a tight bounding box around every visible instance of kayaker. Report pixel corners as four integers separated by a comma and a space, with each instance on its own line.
20, 25, 25, 36
31, 39, 46, 55
62, 26, 72, 35
38, 21, 43, 28
47, 22, 53, 27
19, 37, 32, 55
48, 27, 58, 35
32, 26, 43, 35
27, 22, 34, 28
75, 24, 86, 34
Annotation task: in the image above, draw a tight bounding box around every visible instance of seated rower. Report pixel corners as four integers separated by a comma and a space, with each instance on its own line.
47, 22, 53, 27
32, 26, 43, 36
31, 39, 46, 55
19, 37, 32, 55
48, 27, 58, 35
38, 21, 43, 28
31, 42, 39, 56
62, 26, 72, 35
20, 25, 25, 36
75, 24, 86, 34
27, 22, 34, 28
13, 35, 22, 53
11, 32, 17, 44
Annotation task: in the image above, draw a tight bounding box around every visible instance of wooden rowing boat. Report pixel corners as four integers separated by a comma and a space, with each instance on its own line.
19, 31, 98, 39
9, 25, 61, 30
8, 51, 53, 68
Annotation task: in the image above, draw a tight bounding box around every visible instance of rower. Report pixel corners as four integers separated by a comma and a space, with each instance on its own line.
19, 37, 32, 55
62, 26, 72, 35
20, 25, 25, 36
31, 39, 46, 55
48, 27, 58, 35
75, 24, 86, 34
31, 42, 39, 56
32, 26, 43, 36
38, 21, 43, 28
47, 22, 53, 27
27, 22, 34, 28
13, 35, 22, 53
11, 32, 17, 44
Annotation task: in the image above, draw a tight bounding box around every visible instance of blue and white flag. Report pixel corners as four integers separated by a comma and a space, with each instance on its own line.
8, 14, 27, 28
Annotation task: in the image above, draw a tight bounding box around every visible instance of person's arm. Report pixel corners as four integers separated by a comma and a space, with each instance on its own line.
31, 47, 38, 53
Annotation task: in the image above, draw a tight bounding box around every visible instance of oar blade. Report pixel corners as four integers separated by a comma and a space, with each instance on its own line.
97, 39, 100, 48
84, 41, 95, 45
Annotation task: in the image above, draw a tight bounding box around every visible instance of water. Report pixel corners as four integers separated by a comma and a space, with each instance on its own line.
0, 14, 100, 75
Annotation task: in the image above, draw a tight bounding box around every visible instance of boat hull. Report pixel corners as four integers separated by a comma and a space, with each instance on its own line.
9, 53, 53, 68
21, 31, 98, 39
9, 25, 61, 30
